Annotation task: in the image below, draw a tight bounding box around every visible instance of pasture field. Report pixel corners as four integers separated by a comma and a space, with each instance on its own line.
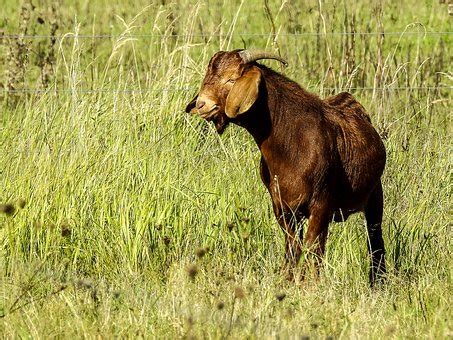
0, 0, 452, 338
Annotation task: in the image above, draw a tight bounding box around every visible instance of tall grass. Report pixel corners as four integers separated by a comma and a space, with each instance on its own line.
0, 0, 451, 338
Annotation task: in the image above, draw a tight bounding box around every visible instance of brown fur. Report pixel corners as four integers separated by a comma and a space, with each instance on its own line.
186, 51, 387, 285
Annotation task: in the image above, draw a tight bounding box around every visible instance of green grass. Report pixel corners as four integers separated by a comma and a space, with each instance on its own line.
0, 0, 452, 338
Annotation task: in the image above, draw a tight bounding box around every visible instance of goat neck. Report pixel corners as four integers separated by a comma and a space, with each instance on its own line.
233, 65, 325, 150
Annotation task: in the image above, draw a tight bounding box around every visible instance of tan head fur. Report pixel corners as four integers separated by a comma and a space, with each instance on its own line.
185, 50, 286, 133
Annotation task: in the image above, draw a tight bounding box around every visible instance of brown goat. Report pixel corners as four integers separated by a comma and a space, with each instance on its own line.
185, 50, 387, 285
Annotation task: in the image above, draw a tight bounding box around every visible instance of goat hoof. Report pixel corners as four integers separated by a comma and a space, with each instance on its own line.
369, 272, 387, 287
280, 266, 296, 282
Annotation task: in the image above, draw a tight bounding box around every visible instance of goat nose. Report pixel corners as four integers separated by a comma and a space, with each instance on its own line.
196, 100, 206, 109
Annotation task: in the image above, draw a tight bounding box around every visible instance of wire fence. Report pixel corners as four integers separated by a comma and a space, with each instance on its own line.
2, 30, 450, 95
1, 31, 452, 40
1, 86, 451, 94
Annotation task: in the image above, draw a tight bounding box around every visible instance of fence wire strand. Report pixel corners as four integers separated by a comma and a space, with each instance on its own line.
1, 31, 452, 40
1, 86, 451, 95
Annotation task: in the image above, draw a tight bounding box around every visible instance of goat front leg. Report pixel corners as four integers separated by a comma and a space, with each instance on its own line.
275, 210, 303, 281
303, 202, 330, 279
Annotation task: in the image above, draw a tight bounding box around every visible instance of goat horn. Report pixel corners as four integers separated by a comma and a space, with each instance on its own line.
238, 49, 288, 66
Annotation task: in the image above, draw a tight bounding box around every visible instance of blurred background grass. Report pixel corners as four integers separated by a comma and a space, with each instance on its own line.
0, 0, 451, 338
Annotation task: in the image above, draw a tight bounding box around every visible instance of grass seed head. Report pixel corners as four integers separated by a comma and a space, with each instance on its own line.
216, 301, 225, 310
61, 224, 71, 237
234, 286, 245, 299
33, 220, 43, 229
195, 247, 208, 258
241, 217, 250, 223
163, 236, 171, 246
17, 199, 26, 209
276, 292, 287, 301
385, 324, 396, 336
227, 221, 234, 231
0, 203, 15, 216
75, 279, 92, 289
241, 232, 250, 242
286, 308, 294, 320
186, 264, 198, 281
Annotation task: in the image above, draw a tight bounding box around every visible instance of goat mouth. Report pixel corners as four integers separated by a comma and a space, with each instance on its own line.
199, 106, 219, 119
210, 113, 228, 134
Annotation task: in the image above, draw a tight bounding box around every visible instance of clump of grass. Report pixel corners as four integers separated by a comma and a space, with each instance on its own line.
5, 0, 33, 104
37, 3, 59, 89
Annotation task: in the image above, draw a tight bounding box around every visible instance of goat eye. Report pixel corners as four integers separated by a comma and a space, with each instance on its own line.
226, 79, 235, 84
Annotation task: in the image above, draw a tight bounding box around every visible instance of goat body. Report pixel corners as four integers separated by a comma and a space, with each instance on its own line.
239, 66, 385, 219
186, 51, 387, 284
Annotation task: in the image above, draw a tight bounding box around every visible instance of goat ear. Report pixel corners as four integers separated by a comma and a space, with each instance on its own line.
225, 67, 261, 118
185, 94, 198, 113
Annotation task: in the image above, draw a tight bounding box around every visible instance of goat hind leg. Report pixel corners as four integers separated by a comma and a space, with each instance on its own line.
365, 182, 386, 285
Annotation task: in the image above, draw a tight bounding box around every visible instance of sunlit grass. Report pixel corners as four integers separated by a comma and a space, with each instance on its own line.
0, 0, 451, 338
